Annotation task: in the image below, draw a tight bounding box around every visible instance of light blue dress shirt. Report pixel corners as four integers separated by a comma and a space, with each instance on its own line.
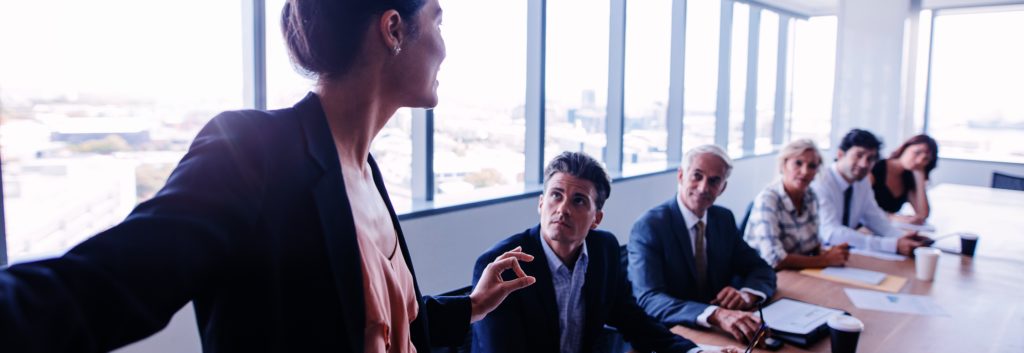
539, 234, 588, 353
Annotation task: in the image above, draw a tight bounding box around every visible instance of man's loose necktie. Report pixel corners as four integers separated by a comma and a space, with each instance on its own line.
842, 186, 854, 227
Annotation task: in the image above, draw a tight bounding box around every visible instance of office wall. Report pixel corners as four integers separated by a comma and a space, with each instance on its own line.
831, 0, 915, 153
113, 153, 779, 352
929, 158, 1024, 187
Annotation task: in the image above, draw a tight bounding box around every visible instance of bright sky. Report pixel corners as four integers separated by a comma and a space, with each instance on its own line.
3, 1, 1020, 125
0, 0, 243, 105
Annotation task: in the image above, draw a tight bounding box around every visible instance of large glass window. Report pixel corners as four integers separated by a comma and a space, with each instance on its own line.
265, 0, 413, 209
545, 0, 609, 164
623, 0, 672, 174
682, 0, 720, 153
789, 16, 836, 148
432, 0, 527, 201
727, 2, 750, 155
926, 8, 1024, 163
755, 10, 779, 153
0, 0, 243, 263
265, 0, 315, 110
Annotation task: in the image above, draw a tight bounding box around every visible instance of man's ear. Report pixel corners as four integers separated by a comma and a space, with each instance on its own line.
379, 9, 405, 53
537, 194, 544, 215
590, 210, 604, 229
719, 180, 728, 196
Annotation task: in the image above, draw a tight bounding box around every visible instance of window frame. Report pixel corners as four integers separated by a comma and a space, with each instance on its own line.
0, 0, 811, 264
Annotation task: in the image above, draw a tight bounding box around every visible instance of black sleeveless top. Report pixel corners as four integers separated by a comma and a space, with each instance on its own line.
871, 159, 915, 213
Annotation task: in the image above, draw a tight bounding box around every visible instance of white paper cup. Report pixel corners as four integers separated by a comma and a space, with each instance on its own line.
914, 247, 941, 281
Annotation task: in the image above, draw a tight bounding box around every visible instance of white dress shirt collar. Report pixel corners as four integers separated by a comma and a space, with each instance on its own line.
539, 232, 588, 273
676, 195, 709, 230
828, 164, 853, 190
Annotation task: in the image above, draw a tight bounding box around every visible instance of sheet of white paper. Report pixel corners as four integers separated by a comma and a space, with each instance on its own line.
762, 298, 845, 335
844, 288, 948, 316
892, 221, 936, 233
821, 267, 887, 285
851, 248, 908, 261
698, 344, 722, 351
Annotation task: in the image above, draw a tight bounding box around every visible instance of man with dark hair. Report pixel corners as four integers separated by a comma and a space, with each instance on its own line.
472, 151, 737, 353
812, 129, 930, 255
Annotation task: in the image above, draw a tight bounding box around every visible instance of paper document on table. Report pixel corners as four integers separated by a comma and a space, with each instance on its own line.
762, 298, 845, 335
697, 344, 722, 351
821, 267, 886, 285
799, 268, 908, 293
851, 248, 908, 261
844, 288, 948, 316
892, 221, 936, 233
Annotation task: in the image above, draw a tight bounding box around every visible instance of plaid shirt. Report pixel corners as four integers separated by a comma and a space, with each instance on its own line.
743, 182, 821, 267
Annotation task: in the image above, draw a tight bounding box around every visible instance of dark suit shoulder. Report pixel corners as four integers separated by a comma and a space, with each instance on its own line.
203, 108, 299, 139
635, 198, 676, 225
709, 205, 737, 223
585, 229, 620, 249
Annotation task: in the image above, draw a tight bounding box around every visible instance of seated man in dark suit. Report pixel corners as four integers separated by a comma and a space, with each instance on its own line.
629, 145, 777, 344
473, 151, 738, 353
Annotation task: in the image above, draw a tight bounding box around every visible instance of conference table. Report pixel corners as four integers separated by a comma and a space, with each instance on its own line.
670, 184, 1024, 352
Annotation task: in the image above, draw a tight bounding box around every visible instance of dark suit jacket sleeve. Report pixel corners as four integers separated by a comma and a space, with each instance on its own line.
0, 112, 263, 352
628, 215, 710, 327
721, 210, 777, 299
470, 250, 526, 353
419, 295, 472, 347
609, 258, 698, 353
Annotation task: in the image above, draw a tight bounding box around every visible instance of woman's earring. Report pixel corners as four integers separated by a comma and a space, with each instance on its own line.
393, 46, 402, 56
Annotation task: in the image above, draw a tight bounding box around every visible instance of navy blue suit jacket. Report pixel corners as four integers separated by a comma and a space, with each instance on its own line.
0, 93, 470, 352
628, 199, 776, 327
472, 226, 698, 353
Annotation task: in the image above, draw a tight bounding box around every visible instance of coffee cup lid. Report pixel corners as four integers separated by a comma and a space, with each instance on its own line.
960, 233, 979, 240
827, 314, 864, 332
914, 247, 941, 256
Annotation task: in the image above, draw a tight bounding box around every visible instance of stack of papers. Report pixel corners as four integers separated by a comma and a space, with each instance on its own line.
844, 288, 948, 316
799, 267, 908, 293
821, 267, 887, 285
851, 248, 908, 261
762, 298, 845, 335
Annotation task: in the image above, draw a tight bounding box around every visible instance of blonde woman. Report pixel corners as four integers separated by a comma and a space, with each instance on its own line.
744, 139, 849, 269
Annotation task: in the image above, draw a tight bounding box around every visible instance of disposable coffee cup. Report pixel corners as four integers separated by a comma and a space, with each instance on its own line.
827, 314, 863, 353
914, 247, 941, 281
959, 233, 979, 257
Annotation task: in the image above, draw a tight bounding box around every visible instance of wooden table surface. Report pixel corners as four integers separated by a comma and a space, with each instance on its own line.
670, 184, 1024, 352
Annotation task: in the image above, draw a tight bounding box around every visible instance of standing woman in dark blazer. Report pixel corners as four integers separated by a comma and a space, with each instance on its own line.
868, 134, 939, 225
0, 0, 535, 352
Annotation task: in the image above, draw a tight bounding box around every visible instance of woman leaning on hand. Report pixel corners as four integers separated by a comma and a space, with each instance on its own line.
743, 139, 850, 270
869, 134, 939, 225
0, 0, 534, 352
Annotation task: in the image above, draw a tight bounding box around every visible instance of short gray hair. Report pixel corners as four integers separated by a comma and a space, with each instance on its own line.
777, 139, 823, 173
681, 144, 733, 179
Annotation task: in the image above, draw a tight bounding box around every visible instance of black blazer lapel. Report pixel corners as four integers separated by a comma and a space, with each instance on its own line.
524, 227, 562, 348
297, 93, 365, 353
667, 198, 699, 284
